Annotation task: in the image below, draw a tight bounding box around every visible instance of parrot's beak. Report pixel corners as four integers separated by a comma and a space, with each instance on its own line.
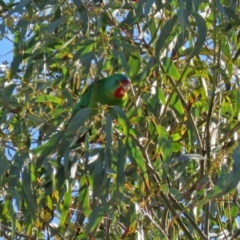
121, 80, 131, 92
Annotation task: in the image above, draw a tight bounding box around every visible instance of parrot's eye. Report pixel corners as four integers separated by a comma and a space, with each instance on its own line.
115, 80, 120, 84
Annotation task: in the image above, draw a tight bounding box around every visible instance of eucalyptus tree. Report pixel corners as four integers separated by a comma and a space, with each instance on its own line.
0, 0, 240, 239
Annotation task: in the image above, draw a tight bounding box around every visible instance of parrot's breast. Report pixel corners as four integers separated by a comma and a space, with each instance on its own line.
114, 86, 127, 98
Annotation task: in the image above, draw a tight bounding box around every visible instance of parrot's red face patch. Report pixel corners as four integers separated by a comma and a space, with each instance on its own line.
114, 80, 131, 98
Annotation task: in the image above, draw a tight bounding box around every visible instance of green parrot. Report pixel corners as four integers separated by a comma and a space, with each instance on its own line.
68, 73, 131, 144
72, 73, 131, 115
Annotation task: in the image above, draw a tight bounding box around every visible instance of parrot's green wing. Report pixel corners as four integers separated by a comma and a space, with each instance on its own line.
71, 84, 93, 116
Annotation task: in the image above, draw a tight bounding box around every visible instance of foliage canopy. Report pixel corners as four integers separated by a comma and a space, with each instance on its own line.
1, 0, 240, 239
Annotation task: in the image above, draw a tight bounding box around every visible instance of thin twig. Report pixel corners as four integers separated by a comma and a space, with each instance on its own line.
203, 1, 218, 237
167, 76, 203, 154
0, 224, 32, 239
168, 193, 208, 240
142, 207, 170, 239
159, 191, 195, 240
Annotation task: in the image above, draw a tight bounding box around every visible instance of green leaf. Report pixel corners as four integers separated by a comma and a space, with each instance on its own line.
53, 35, 78, 54
195, 143, 240, 206
86, 205, 106, 237
232, 142, 240, 171
104, 115, 114, 175
170, 154, 205, 166
8, 152, 26, 188
9, 201, 16, 239
23, 62, 34, 80
162, 57, 180, 80
55, 108, 92, 157
214, 66, 231, 90
155, 125, 171, 180
105, 113, 112, 147
230, 204, 239, 218
127, 136, 149, 189
215, 0, 228, 21
5, 0, 30, 17
220, 96, 233, 117
224, 7, 240, 25
25, 113, 55, 126
74, 39, 95, 60
188, 12, 207, 59
109, 36, 136, 53
0, 21, 5, 37
79, 52, 95, 63
126, 203, 137, 234
158, 87, 167, 105
144, 0, 155, 24
35, 95, 62, 104
0, 150, 9, 176
78, 175, 91, 217
111, 49, 130, 74
73, 0, 89, 34
116, 139, 127, 189
41, 17, 65, 34
0, 84, 17, 109
170, 92, 184, 117
92, 150, 105, 197
112, 106, 130, 140
22, 166, 36, 219
155, 15, 178, 61
34, 131, 65, 168
195, 167, 229, 206
169, 187, 183, 201
65, 108, 92, 137
128, 50, 140, 77
149, 18, 157, 42
8, 31, 22, 79
120, 10, 142, 27
59, 183, 72, 226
